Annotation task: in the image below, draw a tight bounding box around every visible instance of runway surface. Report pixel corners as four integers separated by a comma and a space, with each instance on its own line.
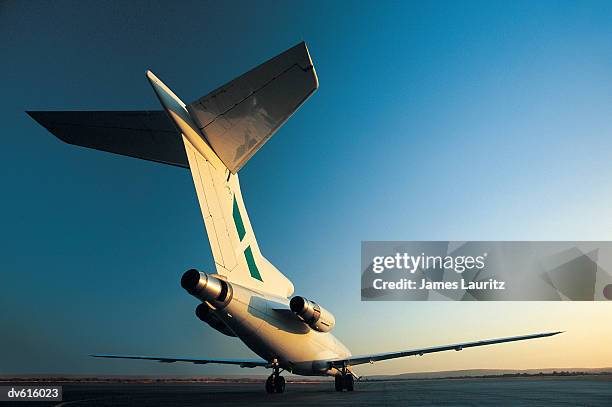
11, 376, 612, 406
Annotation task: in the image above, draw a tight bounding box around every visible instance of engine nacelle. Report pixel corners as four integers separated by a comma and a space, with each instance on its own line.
181, 269, 232, 308
195, 303, 236, 337
289, 296, 335, 333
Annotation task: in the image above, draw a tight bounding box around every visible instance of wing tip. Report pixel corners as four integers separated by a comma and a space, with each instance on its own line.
26, 111, 75, 145
145, 69, 158, 82
25, 110, 45, 125
534, 331, 564, 339
301, 41, 319, 90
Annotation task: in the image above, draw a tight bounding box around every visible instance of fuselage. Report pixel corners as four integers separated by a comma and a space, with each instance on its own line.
205, 278, 351, 376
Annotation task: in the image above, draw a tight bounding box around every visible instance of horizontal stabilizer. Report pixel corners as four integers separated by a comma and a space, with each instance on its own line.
91, 354, 268, 368
27, 110, 188, 168
187, 41, 318, 173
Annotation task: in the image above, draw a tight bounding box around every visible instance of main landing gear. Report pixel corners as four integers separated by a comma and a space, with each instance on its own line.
265, 359, 285, 394
334, 365, 354, 392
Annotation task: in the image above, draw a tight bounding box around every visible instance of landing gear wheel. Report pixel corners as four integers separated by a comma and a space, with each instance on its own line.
265, 375, 274, 394
345, 374, 354, 391
265, 359, 285, 394
335, 365, 355, 392
274, 376, 286, 393
334, 375, 343, 391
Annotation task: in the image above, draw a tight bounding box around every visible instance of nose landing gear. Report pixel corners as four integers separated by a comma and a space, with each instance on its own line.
265, 359, 285, 394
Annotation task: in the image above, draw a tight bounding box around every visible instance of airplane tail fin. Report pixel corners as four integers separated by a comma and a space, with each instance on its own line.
29, 43, 317, 298
180, 133, 294, 297
145, 43, 319, 297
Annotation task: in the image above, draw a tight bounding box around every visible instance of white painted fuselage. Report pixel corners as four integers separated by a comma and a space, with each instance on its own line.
210, 280, 351, 376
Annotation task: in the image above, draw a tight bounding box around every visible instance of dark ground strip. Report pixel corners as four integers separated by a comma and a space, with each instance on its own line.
7, 376, 612, 407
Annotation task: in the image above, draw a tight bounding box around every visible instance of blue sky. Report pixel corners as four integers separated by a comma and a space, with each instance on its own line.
2, 0, 612, 375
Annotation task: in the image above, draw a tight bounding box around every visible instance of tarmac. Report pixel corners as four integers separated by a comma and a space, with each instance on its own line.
8, 375, 612, 406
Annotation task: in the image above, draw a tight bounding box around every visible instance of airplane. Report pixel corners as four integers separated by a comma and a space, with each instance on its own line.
28, 42, 562, 394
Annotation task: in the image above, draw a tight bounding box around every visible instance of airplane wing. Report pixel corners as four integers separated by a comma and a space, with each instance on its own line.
330, 331, 563, 367
91, 354, 269, 368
